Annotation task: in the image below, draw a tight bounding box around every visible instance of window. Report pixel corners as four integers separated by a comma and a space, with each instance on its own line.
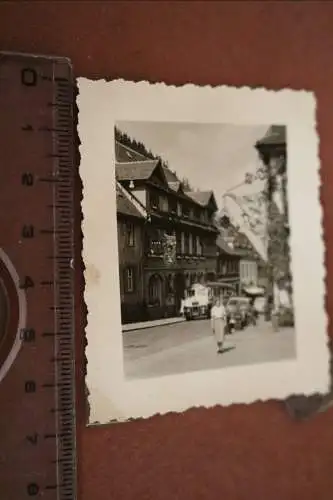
192, 235, 197, 255
194, 207, 201, 220
180, 232, 185, 254
197, 236, 202, 255
124, 267, 135, 293
184, 233, 189, 254
176, 231, 181, 254
125, 222, 135, 246
241, 262, 246, 279
161, 196, 168, 211
148, 274, 162, 305
166, 274, 174, 294
150, 191, 160, 210
177, 202, 182, 216
207, 210, 214, 224
183, 205, 190, 218
189, 234, 193, 254
169, 198, 177, 214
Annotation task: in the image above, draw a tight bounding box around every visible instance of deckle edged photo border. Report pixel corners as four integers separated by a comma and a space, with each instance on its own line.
77, 78, 330, 424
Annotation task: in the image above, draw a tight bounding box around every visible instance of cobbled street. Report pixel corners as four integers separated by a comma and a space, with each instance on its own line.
123, 317, 296, 379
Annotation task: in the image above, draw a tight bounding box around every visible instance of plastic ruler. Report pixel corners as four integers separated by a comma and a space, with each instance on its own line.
0, 52, 76, 499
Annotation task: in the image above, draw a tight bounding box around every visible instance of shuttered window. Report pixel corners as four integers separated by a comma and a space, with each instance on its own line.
124, 266, 135, 293
125, 222, 135, 246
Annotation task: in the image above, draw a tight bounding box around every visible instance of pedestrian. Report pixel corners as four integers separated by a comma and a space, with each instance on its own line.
210, 297, 226, 354
249, 298, 257, 326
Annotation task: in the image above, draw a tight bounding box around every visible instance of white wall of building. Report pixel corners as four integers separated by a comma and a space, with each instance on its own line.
239, 259, 258, 286
132, 187, 146, 207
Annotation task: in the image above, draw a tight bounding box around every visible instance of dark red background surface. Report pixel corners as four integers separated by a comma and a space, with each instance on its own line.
1, 2, 333, 499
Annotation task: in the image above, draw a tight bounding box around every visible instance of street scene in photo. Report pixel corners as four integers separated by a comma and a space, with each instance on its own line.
79, 79, 328, 422
115, 121, 296, 380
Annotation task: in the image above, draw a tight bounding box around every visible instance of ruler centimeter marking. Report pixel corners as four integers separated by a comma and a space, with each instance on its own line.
0, 53, 76, 500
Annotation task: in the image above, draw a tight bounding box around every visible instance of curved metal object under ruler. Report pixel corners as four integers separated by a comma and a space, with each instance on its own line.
0, 52, 76, 500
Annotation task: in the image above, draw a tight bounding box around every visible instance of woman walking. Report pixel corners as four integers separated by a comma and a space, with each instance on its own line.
210, 297, 226, 354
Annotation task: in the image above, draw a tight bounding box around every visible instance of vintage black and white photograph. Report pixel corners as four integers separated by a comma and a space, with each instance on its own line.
116, 122, 296, 379
78, 79, 329, 423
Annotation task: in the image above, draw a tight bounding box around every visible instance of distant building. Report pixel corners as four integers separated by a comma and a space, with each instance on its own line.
216, 234, 243, 296
233, 231, 258, 288
218, 224, 267, 293
115, 140, 220, 323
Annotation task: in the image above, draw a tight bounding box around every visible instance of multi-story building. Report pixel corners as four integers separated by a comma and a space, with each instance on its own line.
233, 230, 262, 289
217, 223, 267, 292
116, 181, 146, 323
115, 140, 220, 321
216, 234, 243, 296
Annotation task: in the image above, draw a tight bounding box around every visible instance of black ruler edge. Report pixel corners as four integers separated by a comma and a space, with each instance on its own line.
0, 52, 78, 498
51, 56, 77, 500
0, 50, 72, 66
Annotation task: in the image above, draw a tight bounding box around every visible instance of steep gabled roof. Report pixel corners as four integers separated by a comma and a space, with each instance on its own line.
233, 230, 263, 261
115, 140, 219, 207
150, 162, 170, 187
115, 140, 149, 163
218, 224, 264, 261
187, 190, 218, 211
163, 167, 179, 183
168, 181, 182, 192
115, 160, 159, 181
116, 183, 145, 219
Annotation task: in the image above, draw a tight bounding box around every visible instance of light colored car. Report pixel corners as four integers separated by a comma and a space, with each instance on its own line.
182, 283, 213, 321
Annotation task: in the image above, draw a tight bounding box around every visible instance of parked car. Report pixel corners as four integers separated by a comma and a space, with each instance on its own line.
225, 296, 252, 330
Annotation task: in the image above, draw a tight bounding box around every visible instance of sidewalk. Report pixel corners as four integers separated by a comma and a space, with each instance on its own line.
122, 316, 185, 332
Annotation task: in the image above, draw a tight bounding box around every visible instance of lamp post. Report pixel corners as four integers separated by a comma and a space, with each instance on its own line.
254, 125, 288, 323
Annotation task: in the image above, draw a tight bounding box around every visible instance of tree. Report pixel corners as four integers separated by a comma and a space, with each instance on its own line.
244, 157, 292, 313
115, 127, 174, 170
181, 177, 193, 191
115, 126, 154, 159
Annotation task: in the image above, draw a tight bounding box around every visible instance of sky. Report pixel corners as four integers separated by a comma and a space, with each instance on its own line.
117, 121, 269, 211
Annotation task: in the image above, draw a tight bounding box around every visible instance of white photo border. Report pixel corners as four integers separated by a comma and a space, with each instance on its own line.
78, 79, 330, 424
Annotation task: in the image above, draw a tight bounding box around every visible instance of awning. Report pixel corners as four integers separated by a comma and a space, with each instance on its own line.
216, 276, 239, 283
243, 285, 265, 294
206, 281, 236, 290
